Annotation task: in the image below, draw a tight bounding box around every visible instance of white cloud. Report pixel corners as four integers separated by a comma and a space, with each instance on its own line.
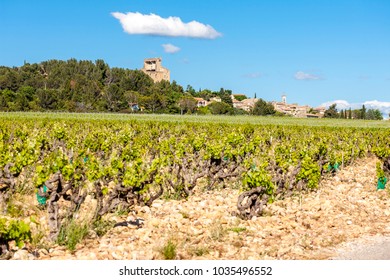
294, 71, 321, 80
364, 100, 390, 112
162, 43, 180, 54
320, 99, 390, 118
111, 12, 222, 39
321, 100, 351, 110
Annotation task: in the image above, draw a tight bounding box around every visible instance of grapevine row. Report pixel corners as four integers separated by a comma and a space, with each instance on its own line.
1, 118, 389, 243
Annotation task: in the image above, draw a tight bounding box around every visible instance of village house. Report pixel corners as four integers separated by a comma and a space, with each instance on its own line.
272, 95, 325, 118
128, 103, 140, 112
194, 97, 207, 107
210, 97, 222, 103
233, 98, 259, 112
230, 94, 258, 112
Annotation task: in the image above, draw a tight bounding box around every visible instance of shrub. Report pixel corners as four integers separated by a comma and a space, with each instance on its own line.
0, 217, 31, 258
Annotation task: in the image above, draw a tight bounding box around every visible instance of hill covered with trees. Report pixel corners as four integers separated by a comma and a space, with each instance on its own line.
0, 59, 240, 114
1, 59, 385, 119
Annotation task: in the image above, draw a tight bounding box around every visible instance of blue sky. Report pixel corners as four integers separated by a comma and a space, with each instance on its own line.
1, 0, 389, 113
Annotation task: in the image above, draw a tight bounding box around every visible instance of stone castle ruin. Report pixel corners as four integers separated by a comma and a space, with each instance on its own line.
141, 58, 170, 83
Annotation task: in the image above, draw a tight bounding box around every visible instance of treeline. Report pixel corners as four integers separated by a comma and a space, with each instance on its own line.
324, 104, 383, 120
0, 59, 249, 115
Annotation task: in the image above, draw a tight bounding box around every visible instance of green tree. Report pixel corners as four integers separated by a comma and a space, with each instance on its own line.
352, 109, 361, 119
0, 89, 16, 104
140, 93, 167, 113
217, 88, 233, 107
186, 85, 196, 95
171, 80, 184, 94
361, 105, 367, 119
252, 98, 276, 116
93, 59, 109, 83
207, 101, 233, 115
37, 89, 58, 110
234, 95, 247, 101
198, 89, 213, 101
165, 91, 181, 113
0, 95, 7, 110
197, 106, 211, 115
14, 92, 29, 111
0, 68, 20, 91
373, 109, 383, 120
220, 93, 233, 107
233, 108, 248, 115
102, 84, 124, 111
366, 109, 383, 120
126, 70, 153, 95
178, 96, 197, 114
124, 90, 140, 104
324, 104, 338, 118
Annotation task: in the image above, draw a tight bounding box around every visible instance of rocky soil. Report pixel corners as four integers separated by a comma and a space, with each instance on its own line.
11, 156, 390, 260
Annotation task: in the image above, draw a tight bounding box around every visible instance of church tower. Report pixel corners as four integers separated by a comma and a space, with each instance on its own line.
282, 94, 287, 104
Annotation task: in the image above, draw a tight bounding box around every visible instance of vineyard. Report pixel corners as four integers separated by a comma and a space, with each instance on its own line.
1, 113, 390, 259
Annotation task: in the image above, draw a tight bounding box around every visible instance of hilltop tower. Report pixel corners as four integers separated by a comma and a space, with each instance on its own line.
282, 94, 287, 104
141, 57, 170, 83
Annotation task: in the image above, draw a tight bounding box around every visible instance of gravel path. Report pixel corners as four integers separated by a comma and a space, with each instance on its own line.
332, 235, 390, 260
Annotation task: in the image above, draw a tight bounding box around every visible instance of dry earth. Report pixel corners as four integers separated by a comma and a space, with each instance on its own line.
11, 156, 390, 260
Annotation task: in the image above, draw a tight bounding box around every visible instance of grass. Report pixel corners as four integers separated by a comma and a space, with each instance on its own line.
228, 227, 247, 233
114, 205, 131, 217
56, 217, 115, 252
6, 195, 26, 218
189, 246, 210, 257
56, 219, 90, 252
160, 239, 177, 260
29, 220, 48, 250
92, 218, 115, 237
209, 222, 227, 241
1, 112, 389, 128
179, 211, 190, 219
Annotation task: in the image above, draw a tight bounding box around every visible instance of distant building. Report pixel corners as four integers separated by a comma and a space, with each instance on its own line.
281, 94, 287, 104
210, 97, 222, 103
314, 106, 326, 117
194, 97, 207, 107
272, 94, 325, 118
232, 97, 258, 112
128, 103, 140, 112
141, 58, 170, 83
